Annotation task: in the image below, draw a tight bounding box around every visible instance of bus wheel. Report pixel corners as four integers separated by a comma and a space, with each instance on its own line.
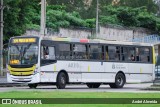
109, 73, 125, 88
28, 84, 37, 89
56, 72, 67, 89
86, 83, 101, 88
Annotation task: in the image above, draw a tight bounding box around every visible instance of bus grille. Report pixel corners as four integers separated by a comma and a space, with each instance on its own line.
8, 65, 36, 76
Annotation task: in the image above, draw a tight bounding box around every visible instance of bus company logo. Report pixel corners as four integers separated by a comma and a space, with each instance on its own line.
112, 64, 115, 69
2, 99, 11, 104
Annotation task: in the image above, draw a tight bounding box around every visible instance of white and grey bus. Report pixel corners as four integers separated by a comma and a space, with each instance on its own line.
7, 36, 155, 89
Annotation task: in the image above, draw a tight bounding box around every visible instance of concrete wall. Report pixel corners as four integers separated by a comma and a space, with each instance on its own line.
24, 25, 152, 41
99, 26, 151, 41
59, 28, 91, 38
24, 28, 92, 39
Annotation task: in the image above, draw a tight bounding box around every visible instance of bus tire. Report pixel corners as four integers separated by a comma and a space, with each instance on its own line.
28, 84, 37, 89
109, 73, 125, 88
56, 72, 67, 89
86, 83, 101, 88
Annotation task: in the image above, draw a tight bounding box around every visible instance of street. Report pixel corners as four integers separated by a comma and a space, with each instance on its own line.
0, 76, 160, 93
0, 83, 159, 93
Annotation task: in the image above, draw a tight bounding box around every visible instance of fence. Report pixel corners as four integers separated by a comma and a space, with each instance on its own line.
129, 35, 160, 44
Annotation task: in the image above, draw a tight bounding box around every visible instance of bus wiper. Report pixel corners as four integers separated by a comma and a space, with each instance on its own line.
14, 44, 20, 53
23, 43, 32, 56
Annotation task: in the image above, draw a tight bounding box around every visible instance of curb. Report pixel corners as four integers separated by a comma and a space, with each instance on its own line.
0, 83, 27, 87
142, 87, 160, 91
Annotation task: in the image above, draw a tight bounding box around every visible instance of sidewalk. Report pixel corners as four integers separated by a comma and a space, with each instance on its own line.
0, 76, 7, 84
0, 76, 25, 87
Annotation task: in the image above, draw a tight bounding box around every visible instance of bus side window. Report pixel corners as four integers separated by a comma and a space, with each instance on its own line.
139, 47, 150, 62
73, 44, 87, 60
44, 46, 49, 59
41, 46, 47, 59
105, 46, 109, 61
122, 47, 135, 61
48, 47, 55, 59
108, 46, 120, 61
136, 48, 140, 61
121, 47, 126, 61
41, 46, 55, 60
59, 44, 71, 60
128, 47, 135, 61
116, 47, 120, 61
89, 45, 102, 60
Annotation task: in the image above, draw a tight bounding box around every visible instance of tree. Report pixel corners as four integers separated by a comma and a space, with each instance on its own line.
119, 0, 158, 13
3, 0, 160, 42
99, 5, 159, 33
46, 5, 88, 30
3, 0, 40, 41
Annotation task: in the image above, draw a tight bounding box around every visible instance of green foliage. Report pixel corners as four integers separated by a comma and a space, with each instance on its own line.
46, 5, 88, 30
99, 5, 160, 33
3, 0, 160, 41
26, 24, 40, 30
85, 18, 96, 28
119, 0, 158, 13
100, 15, 119, 25
3, 0, 40, 41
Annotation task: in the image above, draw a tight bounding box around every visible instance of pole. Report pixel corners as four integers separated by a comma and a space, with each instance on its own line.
0, 0, 3, 76
40, 0, 46, 36
96, 0, 99, 38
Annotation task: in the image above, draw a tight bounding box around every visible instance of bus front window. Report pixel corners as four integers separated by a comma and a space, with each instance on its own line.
9, 44, 38, 65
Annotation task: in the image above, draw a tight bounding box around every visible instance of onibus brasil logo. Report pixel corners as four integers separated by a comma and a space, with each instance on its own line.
1, 99, 42, 104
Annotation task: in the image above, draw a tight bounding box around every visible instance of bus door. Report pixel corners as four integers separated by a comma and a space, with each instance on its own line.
40, 40, 57, 82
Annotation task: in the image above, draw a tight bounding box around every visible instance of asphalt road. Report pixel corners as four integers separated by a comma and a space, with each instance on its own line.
0, 83, 160, 93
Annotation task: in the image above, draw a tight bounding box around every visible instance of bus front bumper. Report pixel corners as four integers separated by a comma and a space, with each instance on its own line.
7, 73, 40, 83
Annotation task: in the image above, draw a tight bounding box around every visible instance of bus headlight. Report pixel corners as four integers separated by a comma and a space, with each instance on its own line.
34, 68, 38, 74
6, 69, 10, 73
6, 65, 10, 74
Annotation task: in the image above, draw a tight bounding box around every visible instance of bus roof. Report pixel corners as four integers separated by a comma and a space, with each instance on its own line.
41, 36, 153, 46
12, 35, 153, 46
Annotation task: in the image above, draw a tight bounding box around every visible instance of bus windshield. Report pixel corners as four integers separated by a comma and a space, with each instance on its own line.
8, 43, 38, 65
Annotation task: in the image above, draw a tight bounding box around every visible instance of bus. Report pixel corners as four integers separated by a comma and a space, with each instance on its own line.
7, 36, 155, 89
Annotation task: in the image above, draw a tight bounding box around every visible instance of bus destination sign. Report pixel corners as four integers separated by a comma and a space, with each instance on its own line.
12, 38, 36, 43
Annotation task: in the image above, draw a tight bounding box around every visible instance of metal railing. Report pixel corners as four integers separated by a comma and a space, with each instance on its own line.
155, 65, 160, 79
129, 35, 160, 44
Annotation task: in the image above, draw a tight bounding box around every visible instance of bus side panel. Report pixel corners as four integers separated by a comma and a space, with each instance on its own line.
40, 61, 82, 83
102, 62, 128, 83
81, 61, 104, 82
126, 63, 154, 83
40, 64, 57, 82
57, 61, 81, 82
